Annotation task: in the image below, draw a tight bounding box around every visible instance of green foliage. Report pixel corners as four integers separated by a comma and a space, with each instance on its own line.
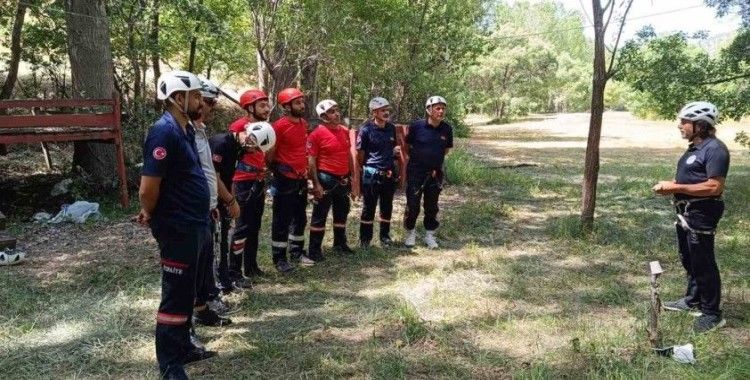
466, 0, 592, 119
736, 130, 750, 150
616, 25, 750, 121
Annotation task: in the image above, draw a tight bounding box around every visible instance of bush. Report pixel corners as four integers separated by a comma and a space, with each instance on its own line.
736, 130, 750, 151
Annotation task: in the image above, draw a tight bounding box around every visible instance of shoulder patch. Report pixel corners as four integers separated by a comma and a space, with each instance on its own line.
153, 147, 167, 160
212, 153, 223, 163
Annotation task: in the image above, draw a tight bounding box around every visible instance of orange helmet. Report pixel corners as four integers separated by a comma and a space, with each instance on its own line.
239, 89, 268, 109
277, 88, 304, 105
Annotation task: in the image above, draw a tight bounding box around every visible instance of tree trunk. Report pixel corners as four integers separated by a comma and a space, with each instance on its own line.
150, 0, 161, 109
65, 0, 118, 187
0, 1, 28, 156
126, 3, 141, 100
1, 1, 27, 100
581, 0, 608, 231
300, 55, 318, 115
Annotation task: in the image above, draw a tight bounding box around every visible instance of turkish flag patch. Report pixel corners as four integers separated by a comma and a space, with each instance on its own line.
212, 154, 222, 163
152, 147, 167, 160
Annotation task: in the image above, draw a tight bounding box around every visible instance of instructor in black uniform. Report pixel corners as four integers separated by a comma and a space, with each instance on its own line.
652, 101, 730, 333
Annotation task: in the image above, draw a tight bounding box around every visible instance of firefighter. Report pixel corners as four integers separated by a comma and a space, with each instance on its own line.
191, 77, 234, 326
403, 96, 453, 249
266, 88, 311, 272
222, 89, 273, 285
653, 101, 729, 333
357, 97, 400, 248
307, 99, 355, 261
137, 70, 215, 379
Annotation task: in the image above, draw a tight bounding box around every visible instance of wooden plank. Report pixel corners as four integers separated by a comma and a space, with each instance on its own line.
0, 131, 117, 144
0, 98, 114, 109
0, 114, 115, 128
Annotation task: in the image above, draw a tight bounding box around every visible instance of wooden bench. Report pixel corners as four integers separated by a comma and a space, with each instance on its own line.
0, 92, 129, 208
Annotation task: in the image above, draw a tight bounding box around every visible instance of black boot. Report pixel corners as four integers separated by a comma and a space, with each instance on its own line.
359, 222, 373, 247
272, 248, 294, 273
333, 227, 354, 254
379, 221, 393, 246
308, 230, 326, 262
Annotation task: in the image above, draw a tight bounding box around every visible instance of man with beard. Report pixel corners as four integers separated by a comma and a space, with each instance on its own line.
266, 88, 311, 272
221, 89, 272, 283
137, 70, 215, 379
403, 96, 453, 249
307, 99, 355, 262
356, 97, 400, 248
190, 77, 235, 327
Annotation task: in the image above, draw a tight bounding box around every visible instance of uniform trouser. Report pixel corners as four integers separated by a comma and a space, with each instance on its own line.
360, 176, 397, 243
195, 220, 218, 305
230, 180, 266, 276
270, 176, 308, 262
404, 170, 442, 231
309, 173, 351, 254
675, 202, 724, 316
216, 210, 232, 290
151, 222, 206, 377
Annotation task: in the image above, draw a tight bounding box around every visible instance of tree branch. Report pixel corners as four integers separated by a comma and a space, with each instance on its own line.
696, 72, 750, 85
602, 0, 616, 33
606, 0, 634, 78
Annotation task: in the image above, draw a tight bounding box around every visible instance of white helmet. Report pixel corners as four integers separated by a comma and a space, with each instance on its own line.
678, 101, 719, 127
198, 77, 220, 99
156, 70, 202, 100
245, 121, 276, 152
425, 95, 447, 109
316, 99, 338, 117
369, 97, 390, 111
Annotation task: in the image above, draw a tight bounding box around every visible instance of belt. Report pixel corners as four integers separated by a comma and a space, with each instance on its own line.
273, 162, 307, 179
236, 161, 261, 174
673, 197, 722, 235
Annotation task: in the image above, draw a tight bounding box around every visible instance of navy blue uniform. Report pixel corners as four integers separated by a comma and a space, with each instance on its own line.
404, 119, 453, 231
673, 136, 730, 317
209, 133, 242, 290
356, 120, 399, 244
142, 112, 209, 377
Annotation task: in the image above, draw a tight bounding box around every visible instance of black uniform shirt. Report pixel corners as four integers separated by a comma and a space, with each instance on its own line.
405, 118, 453, 173
674, 136, 730, 200
208, 133, 240, 190
356, 120, 397, 170
142, 112, 209, 227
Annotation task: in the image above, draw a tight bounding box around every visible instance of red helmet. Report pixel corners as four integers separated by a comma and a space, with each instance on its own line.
277, 88, 304, 105
239, 89, 268, 109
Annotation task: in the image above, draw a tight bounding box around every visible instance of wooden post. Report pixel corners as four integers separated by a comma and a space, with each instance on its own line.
648, 261, 663, 348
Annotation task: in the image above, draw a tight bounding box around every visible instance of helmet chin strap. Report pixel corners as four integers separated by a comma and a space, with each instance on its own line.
168, 92, 190, 116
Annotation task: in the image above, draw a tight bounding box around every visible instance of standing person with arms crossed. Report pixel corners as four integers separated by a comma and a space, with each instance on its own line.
190, 77, 236, 326
307, 99, 355, 261
652, 101, 730, 333
357, 97, 400, 248
266, 88, 312, 272
403, 96, 453, 249
136, 70, 215, 379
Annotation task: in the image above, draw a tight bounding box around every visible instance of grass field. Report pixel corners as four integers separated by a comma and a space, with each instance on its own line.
1, 112, 748, 379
